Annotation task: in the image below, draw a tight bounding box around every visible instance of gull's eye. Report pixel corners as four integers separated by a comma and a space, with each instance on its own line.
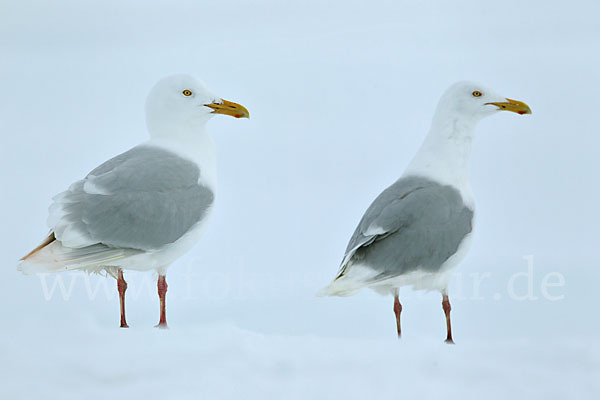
472, 90, 482, 97
182, 89, 193, 97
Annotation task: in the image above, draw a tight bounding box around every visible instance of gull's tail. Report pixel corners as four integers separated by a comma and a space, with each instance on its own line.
18, 233, 137, 275
317, 276, 364, 297
317, 263, 382, 297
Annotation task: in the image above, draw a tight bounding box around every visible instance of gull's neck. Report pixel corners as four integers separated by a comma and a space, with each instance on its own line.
147, 119, 217, 189
404, 110, 477, 204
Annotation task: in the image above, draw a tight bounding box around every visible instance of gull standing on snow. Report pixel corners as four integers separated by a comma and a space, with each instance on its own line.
320, 82, 531, 343
19, 74, 249, 328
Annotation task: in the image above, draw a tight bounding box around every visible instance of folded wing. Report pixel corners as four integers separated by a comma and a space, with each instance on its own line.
335, 176, 473, 283
48, 144, 214, 251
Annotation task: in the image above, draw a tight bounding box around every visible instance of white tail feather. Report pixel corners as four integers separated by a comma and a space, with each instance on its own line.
317, 264, 380, 297
18, 241, 134, 275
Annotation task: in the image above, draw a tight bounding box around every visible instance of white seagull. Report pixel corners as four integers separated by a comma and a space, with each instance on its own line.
320, 81, 531, 343
19, 74, 249, 328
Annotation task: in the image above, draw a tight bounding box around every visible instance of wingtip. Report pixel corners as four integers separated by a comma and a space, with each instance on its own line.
20, 232, 56, 261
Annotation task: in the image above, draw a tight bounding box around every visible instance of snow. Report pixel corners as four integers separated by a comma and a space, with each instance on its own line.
2, 0, 600, 399
3, 265, 598, 399
4, 322, 598, 400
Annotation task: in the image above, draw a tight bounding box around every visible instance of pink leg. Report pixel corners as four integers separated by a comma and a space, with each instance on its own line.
393, 294, 402, 338
155, 274, 168, 329
117, 269, 129, 328
442, 293, 454, 344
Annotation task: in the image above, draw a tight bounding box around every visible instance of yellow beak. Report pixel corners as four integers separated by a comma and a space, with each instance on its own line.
205, 99, 250, 119
485, 98, 532, 115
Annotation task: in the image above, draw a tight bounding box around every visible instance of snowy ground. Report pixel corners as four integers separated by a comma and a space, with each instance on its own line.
3, 322, 598, 400
2, 0, 600, 399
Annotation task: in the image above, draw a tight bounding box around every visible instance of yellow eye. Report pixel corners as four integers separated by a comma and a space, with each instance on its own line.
472, 90, 482, 97
182, 89, 193, 96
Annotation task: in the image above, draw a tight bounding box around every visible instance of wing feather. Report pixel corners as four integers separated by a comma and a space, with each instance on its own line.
335, 176, 473, 280
46, 145, 214, 251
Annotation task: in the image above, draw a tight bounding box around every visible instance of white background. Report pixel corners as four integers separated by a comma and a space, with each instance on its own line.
1, 0, 598, 398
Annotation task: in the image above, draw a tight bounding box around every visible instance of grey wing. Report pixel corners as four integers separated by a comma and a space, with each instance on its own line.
337, 176, 473, 280
48, 145, 214, 251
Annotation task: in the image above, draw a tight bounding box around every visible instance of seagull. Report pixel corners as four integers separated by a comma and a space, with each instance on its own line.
320, 81, 531, 343
18, 74, 249, 328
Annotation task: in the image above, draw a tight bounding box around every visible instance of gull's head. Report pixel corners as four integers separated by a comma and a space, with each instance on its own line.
435, 81, 531, 124
145, 74, 249, 137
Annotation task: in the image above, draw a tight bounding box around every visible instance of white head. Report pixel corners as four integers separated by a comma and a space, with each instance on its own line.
145, 74, 249, 138
406, 81, 532, 187
433, 81, 531, 126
